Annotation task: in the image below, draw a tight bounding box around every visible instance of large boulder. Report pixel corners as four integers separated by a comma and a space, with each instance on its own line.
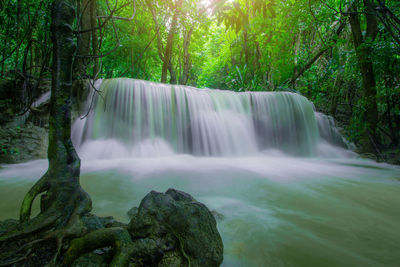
128, 188, 223, 266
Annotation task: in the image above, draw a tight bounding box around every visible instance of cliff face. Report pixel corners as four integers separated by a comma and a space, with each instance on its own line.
0, 123, 48, 164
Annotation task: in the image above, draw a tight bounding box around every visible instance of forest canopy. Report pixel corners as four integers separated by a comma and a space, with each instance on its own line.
1, 0, 400, 156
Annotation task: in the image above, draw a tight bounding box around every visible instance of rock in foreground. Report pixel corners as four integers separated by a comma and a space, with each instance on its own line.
129, 188, 224, 266
0, 189, 224, 267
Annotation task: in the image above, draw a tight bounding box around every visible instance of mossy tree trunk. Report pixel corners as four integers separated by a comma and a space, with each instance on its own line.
90, 0, 100, 77
75, 0, 99, 78
1, 1, 223, 266
0, 0, 92, 252
349, 0, 379, 151
75, 0, 92, 77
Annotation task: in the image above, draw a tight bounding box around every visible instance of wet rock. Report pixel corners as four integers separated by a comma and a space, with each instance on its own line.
129, 188, 223, 267
0, 190, 223, 266
359, 152, 378, 161
211, 210, 224, 220
387, 157, 400, 165
0, 123, 48, 163
382, 149, 400, 165
82, 213, 105, 232
0, 80, 23, 125
127, 207, 138, 219
82, 214, 127, 231
97, 216, 116, 228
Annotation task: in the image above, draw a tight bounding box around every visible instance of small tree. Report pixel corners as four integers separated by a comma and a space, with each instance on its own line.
348, 0, 379, 151
1, 0, 92, 262
0, 1, 173, 265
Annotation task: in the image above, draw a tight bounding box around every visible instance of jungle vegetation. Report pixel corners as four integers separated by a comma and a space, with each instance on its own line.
0, 0, 399, 265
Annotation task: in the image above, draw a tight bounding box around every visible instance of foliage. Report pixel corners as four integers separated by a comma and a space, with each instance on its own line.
0, 0, 399, 152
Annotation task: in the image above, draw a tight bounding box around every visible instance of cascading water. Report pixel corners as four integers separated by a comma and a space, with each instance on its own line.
8, 91, 51, 127
1, 78, 400, 266
72, 78, 348, 158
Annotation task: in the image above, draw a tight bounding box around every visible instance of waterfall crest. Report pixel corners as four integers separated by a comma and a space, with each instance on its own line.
72, 78, 351, 158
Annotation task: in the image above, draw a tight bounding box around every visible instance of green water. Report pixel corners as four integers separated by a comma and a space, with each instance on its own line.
1, 156, 399, 266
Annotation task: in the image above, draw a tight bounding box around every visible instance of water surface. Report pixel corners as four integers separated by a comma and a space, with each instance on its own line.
1, 155, 399, 267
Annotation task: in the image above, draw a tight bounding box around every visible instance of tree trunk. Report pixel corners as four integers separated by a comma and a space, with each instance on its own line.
0, 0, 93, 251
161, 0, 183, 83
146, 0, 164, 60
168, 63, 177, 84
90, 0, 99, 77
74, 0, 92, 77
254, 40, 262, 73
243, 28, 249, 67
349, 0, 379, 150
145, 0, 167, 82
179, 26, 193, 85
243, 0, 249, 69
15, 0, 22, 75
1, 26, 9, 77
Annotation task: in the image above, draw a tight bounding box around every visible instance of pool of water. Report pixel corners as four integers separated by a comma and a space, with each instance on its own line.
1, 155, 399, 266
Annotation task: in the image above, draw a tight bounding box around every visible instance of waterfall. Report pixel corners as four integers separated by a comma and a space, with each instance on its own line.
72, 78, 351, 158
8, 91, 51, 127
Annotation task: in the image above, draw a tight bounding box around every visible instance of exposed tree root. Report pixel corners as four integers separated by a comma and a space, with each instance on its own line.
0, 159, 92, 266
64, 227, 159, 266
1, 188, 224, 266
20, 172, 50, 223
0, 212, 59, 242
1, 1, 167, 266
0, 172, 91, 241
0, 247, 32, 266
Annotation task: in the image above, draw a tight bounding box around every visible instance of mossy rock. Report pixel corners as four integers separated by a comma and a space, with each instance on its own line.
0, 123, 48, 163
71, 252, 108, 267
129, 188, 224, 267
